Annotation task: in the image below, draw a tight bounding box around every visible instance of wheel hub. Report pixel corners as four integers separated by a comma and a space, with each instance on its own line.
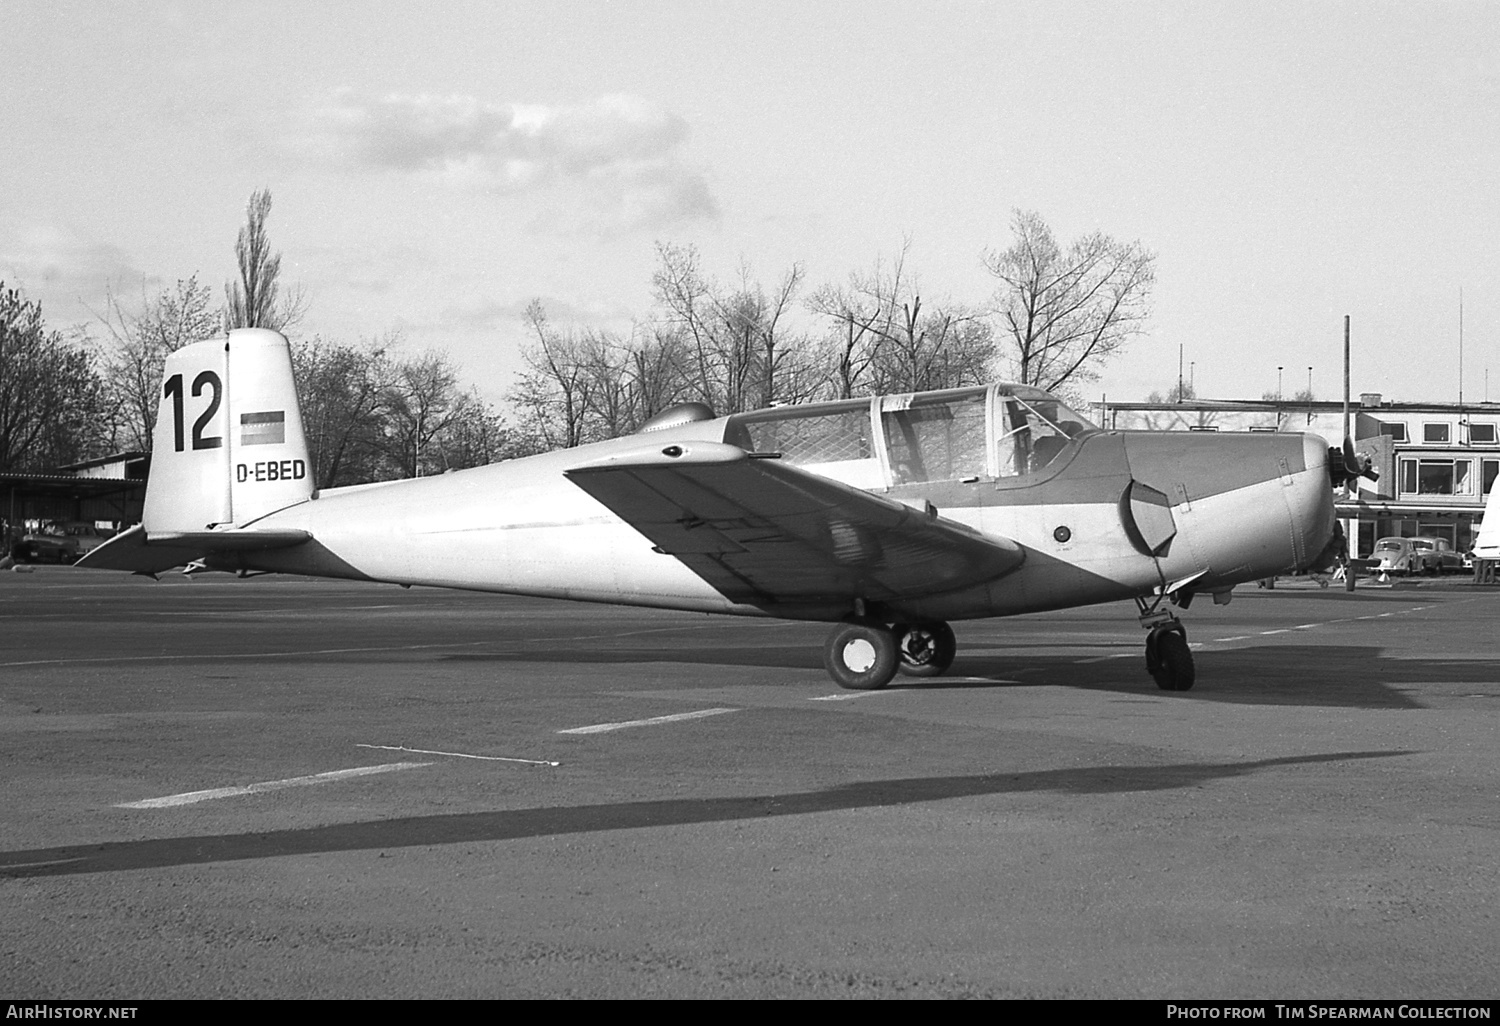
841, 638, 878, 673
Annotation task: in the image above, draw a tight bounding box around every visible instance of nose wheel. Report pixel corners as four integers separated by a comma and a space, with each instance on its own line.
1145, 622, 1195, 691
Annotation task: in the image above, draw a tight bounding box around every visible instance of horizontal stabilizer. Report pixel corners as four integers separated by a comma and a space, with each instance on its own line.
565, 441, 1023, 607
75, 523, 311, 574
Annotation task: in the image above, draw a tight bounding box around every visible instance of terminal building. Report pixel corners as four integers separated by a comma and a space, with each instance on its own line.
1092, 394, 1498, 559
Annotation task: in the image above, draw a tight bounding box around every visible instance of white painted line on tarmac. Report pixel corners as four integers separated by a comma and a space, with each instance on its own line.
115, 762, 431, 809
558, 707, 737, 735
357, 743, 558, 767
1076, 652, 1135, 663
809, 691, 884, 701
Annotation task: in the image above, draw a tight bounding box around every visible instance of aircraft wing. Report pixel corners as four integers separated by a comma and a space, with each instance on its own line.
565, 442, 1023, 606
75, 523, 312, 574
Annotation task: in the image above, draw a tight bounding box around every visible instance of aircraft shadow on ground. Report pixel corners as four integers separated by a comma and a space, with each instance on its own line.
444, 643, 1496, 711
0, 750, 1410, 879
954, 644, 1468, 711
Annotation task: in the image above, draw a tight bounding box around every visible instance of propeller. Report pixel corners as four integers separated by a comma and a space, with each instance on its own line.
1329, 437, 1379, 488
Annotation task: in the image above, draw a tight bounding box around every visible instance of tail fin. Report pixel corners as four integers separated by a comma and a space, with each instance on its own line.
145, 328, 313, 533
1475, 472, 1500, 560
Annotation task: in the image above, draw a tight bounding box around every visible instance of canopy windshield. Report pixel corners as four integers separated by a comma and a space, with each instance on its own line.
724, 383, 1098, 488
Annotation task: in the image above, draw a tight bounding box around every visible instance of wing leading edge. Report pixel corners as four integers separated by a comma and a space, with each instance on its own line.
565, 441, 1023, 610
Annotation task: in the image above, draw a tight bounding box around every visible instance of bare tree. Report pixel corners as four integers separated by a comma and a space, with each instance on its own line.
810, 240, 995, 397
651, 244, 811, 413
509, 301, 600, 450
95, 276, 221, 451
292, 334, 394, 488
433, 390, 521, 469
0, 284, 105, 471
224, 189, 305, 332
624, 322, 693, 425
807, 265, 890, 399
380, 349, 467, 478
983, 209, 1154, 395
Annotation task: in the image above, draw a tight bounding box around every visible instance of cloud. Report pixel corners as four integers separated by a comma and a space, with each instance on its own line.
434, 294, 634, 333
299, 90, 719, 230
0, 224, 150, 321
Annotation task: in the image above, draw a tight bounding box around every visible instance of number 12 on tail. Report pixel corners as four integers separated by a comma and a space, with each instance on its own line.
163, 370, 223, 452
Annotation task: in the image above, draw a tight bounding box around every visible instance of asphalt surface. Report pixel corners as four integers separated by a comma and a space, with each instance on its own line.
1, 568, 1497, 999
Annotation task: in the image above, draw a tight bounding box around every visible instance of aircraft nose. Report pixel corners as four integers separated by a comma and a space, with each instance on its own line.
1122, 429, 1337, 579
1295, 432, 1338, 567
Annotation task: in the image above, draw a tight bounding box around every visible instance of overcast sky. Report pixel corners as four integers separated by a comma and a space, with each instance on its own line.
4, 1, 1498, 410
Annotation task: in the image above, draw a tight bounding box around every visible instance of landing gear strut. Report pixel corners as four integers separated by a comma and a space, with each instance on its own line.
823, 619, 957, 689
1137, 596, 1195, 691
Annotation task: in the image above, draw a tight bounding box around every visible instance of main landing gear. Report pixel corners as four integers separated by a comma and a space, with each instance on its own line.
823, 620, 957, 690
821, 605, 1197, 693
1137, 598, 1195, 692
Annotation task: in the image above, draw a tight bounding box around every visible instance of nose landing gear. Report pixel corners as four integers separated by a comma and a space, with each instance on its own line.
1138, 596, 1196, 691
823, 619, 957, 690
1145, 621, 1195, 691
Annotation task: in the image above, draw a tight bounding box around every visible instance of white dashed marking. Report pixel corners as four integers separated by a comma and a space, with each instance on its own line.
558, 707, 738, 735
116, 762, 430, 809
357, 743, 558, 767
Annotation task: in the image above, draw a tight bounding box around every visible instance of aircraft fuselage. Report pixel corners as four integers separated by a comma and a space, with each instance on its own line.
232, 411, 1335, 624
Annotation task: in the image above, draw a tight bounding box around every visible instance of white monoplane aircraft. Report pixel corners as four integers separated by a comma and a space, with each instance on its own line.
82, 329, 1351, 692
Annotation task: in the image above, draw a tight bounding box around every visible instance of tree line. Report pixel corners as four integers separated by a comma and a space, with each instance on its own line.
0, 196, 1155, 485
512, 216, 1154, 448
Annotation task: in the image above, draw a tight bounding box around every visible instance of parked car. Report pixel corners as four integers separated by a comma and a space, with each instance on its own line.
13, 521, 81, 564
1370, 536, 1464, 575
60, 521, 112, 556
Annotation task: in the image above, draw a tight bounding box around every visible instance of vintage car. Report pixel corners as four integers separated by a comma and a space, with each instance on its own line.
1371, 536, 1464, 575
13, 522, 81, 564
11, 521, 112, 564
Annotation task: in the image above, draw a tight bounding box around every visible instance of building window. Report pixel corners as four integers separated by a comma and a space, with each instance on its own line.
1470, 423, 1497, 445
1381, 422, 1408, 442
1485, 459, 1500, 496
1423, 422, 1451, 444
1407, 459, 1475, 496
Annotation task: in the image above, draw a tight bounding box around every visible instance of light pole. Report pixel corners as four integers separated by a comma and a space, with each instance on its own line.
1276, 366, 1284, 430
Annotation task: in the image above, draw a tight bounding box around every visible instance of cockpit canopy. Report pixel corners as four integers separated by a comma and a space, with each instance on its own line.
725, 384, 1097, 490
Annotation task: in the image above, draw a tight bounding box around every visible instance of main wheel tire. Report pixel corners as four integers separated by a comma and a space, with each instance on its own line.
1150, 630, 1196, 691
824, 621, 899, 690
894, 621, 957, 677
